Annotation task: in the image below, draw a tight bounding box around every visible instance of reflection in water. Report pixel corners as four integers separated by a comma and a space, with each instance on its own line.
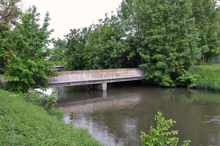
57, 86, 220, 146
59, 96, 141, 113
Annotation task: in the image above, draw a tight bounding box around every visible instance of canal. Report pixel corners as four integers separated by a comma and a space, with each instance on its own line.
57, 84, 220, 146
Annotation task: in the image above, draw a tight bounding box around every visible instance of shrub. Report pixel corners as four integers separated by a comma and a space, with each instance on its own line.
176, 71, 198, 88
190, 64, 220, 91
5, 57, 51, 92
141, 112, 191, 146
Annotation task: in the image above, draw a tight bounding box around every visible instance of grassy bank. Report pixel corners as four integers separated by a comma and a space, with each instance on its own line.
190, 64, 220, 91
0, 89, 101, 146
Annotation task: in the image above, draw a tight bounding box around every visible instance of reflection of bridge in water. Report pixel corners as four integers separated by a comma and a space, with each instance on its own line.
49, 68, 144, 91
58, 96, 142, 113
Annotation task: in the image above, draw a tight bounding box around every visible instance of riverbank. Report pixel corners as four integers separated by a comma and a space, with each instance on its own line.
191, 64, 220, 91
0, 89, 101, 146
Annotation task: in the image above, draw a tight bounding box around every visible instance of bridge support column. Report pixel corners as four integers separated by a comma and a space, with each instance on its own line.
102, 82, 107, 98
102, 82, 107, 91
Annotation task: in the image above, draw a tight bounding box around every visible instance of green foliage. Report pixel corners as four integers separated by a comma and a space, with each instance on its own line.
84, 17, 129, 69
141, 112, 191, 146
2, 7, 52, 92
64, 0, 220, 87
0, 89, 101, 146
49, 38, 67, 65
0, 0, 20, 72
5, 58, 51, 92
192, 0, 220, 62
190, 64, 220, 91
65, 16, 130, 70
64, 0, 218, 87
10, 7, 51, 59
176, 71, 198, 87
65, 27, 90, 69
122, 0, 200, 87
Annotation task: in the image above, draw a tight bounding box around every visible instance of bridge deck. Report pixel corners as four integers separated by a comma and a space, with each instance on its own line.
49, 68, 144, 87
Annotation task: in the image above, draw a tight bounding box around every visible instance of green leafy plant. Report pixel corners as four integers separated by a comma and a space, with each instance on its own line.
5, 58, 51, 92
176, 71, 198, 88
190, 64, 220, 91
3, 7, 52, 92
141, 112, 191, 146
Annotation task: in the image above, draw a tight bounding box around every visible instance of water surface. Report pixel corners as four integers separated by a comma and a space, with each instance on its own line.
57, 85, 220, 146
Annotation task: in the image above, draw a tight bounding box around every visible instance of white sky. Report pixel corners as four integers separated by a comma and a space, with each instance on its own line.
21, 0, 122, 38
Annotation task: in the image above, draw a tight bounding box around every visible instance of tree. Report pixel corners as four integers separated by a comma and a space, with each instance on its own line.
82, 16, 129, 69
0, 0, 20, 73
65, 0, 220, 87
65, 16, 129, 70
4, 7, 52, 92
10, 7, 51, 59
49, 38, 67, 65
119, 0, 200, 86
65, 27, 90, 70
192, 0, 220, 62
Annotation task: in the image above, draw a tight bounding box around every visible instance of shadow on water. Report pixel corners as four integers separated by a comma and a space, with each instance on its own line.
56, 84, 220, 146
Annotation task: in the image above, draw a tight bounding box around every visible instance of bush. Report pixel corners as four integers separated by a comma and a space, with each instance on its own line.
5, 58, 51, 92
176, 71, 198, 88
190, 64, 220, 91
141, 112, 191, 146
0, 89, 101, 146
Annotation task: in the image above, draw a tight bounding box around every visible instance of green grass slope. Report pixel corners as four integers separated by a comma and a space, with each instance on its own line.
191, 64, 220, 91
0, 89, 102, 146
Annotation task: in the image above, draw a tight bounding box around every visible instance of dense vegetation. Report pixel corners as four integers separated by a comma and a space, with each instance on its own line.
190, 64, 220, 91
1, 0, 220, 90
0, 0, 201, 145
0, 1, 52, 92
141, 112, 191, 146
0, 89, 101, 146
61, 0, 220, 87
65, 16, 130, 70
49, 39, 67, 65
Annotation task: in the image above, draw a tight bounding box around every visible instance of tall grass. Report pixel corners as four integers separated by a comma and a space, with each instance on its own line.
0, 89, 102, 146
190, 64, 220, 91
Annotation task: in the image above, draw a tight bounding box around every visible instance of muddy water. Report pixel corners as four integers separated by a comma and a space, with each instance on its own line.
57, 85, 220, 146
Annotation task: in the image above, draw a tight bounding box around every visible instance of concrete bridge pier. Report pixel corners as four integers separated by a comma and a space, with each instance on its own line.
102, 82, 107, 91
97, 82, 108, 91
96, 82, 107, 98
102, 82, 107, 98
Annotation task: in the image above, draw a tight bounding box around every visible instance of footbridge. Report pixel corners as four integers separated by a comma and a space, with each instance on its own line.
49, 68, 144, 91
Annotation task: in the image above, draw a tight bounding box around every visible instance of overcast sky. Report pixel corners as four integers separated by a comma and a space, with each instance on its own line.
21, 0, 122, 38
